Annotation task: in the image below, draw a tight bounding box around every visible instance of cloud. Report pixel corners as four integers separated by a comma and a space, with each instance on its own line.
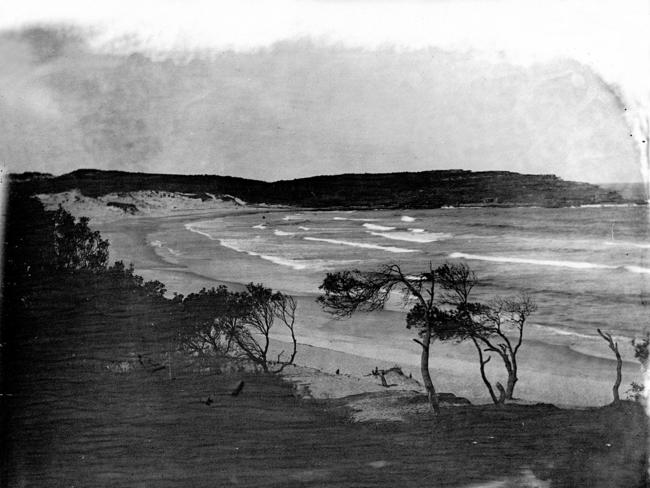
0, 2, 645, 182
1, 1, 646, 92
0, 33, 638, 182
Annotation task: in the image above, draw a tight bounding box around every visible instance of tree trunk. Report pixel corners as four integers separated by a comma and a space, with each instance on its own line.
420, 330, 440, 414
505, 373, 517, 400
613, 348, 622, 403
495, 382, 506, 405
472, 338, 498, 404
505, 360, 517, 400
597, 329, 622, 404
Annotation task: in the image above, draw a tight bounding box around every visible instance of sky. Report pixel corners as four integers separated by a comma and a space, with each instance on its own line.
0, 0, 648, 183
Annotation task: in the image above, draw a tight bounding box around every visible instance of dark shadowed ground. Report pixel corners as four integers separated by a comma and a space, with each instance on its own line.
2, 272, 647, 487
1, 192, 648, 487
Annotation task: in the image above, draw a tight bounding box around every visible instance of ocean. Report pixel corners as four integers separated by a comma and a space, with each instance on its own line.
145, 205, 650, 349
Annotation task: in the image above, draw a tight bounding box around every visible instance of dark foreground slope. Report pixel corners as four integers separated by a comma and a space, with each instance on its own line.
15, 168, 629, 208
2, 191, 647, 487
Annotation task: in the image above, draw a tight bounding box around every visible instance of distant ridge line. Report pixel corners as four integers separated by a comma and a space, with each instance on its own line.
10, 168, 634, 209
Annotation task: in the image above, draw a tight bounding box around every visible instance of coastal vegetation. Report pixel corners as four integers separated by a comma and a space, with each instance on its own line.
13, 168, 631, 209
627, 332, 649, 401
179, 284, 298, 373
318, 263, 536, 410
2, 188, 648, 486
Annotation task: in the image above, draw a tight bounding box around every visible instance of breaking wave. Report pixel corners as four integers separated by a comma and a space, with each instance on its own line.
333, 217, 379, 221
252, 224, 267, 229
219, 240, 359, 271
449, 252, 614, 270
218, 239, 309, 270
363, 223, 396, 231
624, 265, 650, 274
450, 252, 650, 274
604, 240, 650, 249
401, 215, 416, 222
304, 237, 417, 253
368, 231, 452, 243
185, 224, 217, 240
167, 248, 182, 257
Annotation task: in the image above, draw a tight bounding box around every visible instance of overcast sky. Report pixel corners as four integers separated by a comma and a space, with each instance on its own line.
0, 0, 648, 183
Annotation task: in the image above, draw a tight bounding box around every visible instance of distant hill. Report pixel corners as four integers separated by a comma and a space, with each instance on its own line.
11, 168, 633, 208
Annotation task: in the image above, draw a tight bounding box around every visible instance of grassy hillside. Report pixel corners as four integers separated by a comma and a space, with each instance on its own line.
13, 168, 630, 208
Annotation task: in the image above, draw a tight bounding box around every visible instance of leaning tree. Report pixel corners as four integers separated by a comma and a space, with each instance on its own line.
180, 283, 298, 373
318, 262, 475, 414
436, 264, 536, 403
230, 283, 298, 373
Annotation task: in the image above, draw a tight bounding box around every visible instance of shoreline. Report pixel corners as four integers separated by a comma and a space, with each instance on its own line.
93, 207, 644, 408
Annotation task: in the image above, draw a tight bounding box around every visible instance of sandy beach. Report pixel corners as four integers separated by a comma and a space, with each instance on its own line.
77, 202, 645, 409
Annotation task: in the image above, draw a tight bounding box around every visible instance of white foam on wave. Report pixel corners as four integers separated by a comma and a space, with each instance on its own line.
408, 228, 425, 233
185, 224, 357, 271
368, 231, 452, 243
363, 223, 396, 231
185, 224, 217, 240
252, 224, 267, 229
298, 226, 310, 231
304, 236, 417, 253
219, 239, 360, 271
533, 324, 598, 341
333, 217, 379, 221
400, 215, 415, 222
150, 240, 164, 247
274, 229, 296, 236
449, 252, 615, 270
580, 203, 640, 208
219, 239, 308, 270
624, 265, 650, 274
604, 240, 650, 249
282, 215, 303, 221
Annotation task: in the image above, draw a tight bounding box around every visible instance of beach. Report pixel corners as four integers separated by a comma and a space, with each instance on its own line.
82, 202, 646, 408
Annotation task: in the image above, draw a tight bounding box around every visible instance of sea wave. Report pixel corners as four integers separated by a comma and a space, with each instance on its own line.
624, 265, 650, 274
274, 229, 296, 236
580, 203, 641, 208
219, 239, 358, 271
185, 224, 217, 240
219, 239, 308, 270
400, 215, 416, 222
150, 240, 164, 247
409, 228, 425, 233
252, 224, 267, 229
298, 226, 310, 231
451, 251, 650, 274
368, 231, 452, 243
282, 215, 304, 221
333, 217, 379, 221
363, 223, 396, 231
304, 237, 417, 253
604, 240, 650, 249
449, 252, 615, 270
533, 324, 598, 340
535, 324, 635, 345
